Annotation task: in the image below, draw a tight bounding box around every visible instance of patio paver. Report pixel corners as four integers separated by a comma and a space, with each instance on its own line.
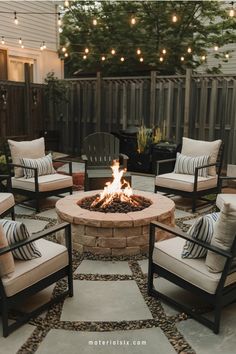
75, 260, 132, 275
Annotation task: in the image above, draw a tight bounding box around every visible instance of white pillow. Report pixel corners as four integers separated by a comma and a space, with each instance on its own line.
181, 137, 222, 176
8, 137, 45, 178
205, 203, 236, 273
182, 212, 219, 259
20, 153, 56, 179
174, 153, 210, 177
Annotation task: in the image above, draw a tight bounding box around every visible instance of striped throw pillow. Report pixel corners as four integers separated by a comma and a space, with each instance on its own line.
20, 153, 55, 179
174, 153, 210, 177
0, 220, 41, 260
182, 212, 219, 259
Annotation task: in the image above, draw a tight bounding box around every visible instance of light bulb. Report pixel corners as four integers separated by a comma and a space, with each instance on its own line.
181, 56, 184, 61
83, 55, 87, 59
159, 57, 164, 62
131, 17, 136, 25
187, 47, 192, 53
139, 57, 144, 62
214, 45, 219, 51
64, 0, 69, 7
172, 14, 177, 23
120, 57, 125, 62
21, 44, 24, 49
62, 47, 66, 52
93, 19, 97, 26
43, 41, 46, 49
229, 8, 235, 17
19, 38, 22, 44
14, 12, 18, 25
201, 55, 206, 61
58, 27, 63, 33
1, 36, 5, 45
162, 49, 166, 54
225, 53, 229, 59
85, 48, 89, 54
101, 56, 105, 61
40, 44, 43, 50
136, 49, 141, 55
64, 52, 68, 57
111, 49, 116, 55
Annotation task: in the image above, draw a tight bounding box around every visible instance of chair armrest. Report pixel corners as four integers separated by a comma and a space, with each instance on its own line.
219, 176, 236, 189
9, 163, 37, 171
156, 158, 176, 175
150, 221, 233, 259
119, 153, 129, 160
52, 159, 72, 176
81, 155, 88, 161
0, 222, 71, 256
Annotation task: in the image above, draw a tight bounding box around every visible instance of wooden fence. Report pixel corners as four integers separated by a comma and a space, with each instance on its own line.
0, 68, 236, 165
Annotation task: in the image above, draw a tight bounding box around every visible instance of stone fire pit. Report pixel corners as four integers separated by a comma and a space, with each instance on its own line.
56, 190, 175, 256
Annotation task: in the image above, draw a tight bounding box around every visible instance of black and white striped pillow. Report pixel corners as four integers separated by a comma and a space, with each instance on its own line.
20, 153, 55, 179
182, 212, 219, 259
0, 220, 41, 260
174, 153, 210, 177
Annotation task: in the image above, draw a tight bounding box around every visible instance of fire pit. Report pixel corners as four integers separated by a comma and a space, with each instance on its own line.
56, 161, 175, 255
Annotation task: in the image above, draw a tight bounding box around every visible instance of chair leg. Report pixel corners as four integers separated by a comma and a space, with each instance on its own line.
35, 196, 40, 213
213, 302, 222, 334
1, 301, 9, 338
11, 208, 15, 220
147, 266, 154, 296
68, 271, 74, 297
192, 195, 197, 213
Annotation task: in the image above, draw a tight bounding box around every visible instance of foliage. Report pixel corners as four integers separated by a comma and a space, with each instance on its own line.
44, 72, 68, 104
61, 0, 236, 76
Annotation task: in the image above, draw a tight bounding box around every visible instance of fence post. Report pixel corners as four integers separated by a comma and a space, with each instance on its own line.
95, 71, 101, 132
150, 71, 156, 126
24, 63, 32, 137
183, 68, 192, 137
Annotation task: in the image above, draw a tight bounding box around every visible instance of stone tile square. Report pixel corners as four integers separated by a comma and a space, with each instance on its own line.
138, 259, 148, 274
36, 327, 176, 354
75, 260, 132, 275
0, 322, 34, 354
37, 208, 57, 219
177, 303, 236, 354
17, 218, 49, 234
174, 209, 193, 219
61, 280, 152, 322
15, 205, 35, 215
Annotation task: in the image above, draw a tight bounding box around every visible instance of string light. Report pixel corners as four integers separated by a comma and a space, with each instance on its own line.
136, 49, 141, 55
159, 57, 164, 62
214, 45, 219, 51
19, 37, 22, 44
21, 43, 24, 49
172, 14, 177, 23
58, 13, 62, 26
58, 27, 63, 33
201, 55, 206, 61
101, 56, 106, 61
180, 56, 184, 61
111, 49, 116, 55
14, 12, 18, 25
92, 19, 97, 26
229, 2, 235, 17
85, 47, 89, 54
1, 36, 5, 45
225, 53, 229, 58
162, 48, 166, 54
64, 0, 69, 7
40, 43, 44, 50
139, 57, 144, 62
130, 17, 136, 25
83, 55, 87, 59
187, 47, 192, 53
43, 41, 46, 49
62, 47, 67, 52
120, 57, 125, 62
64, 52, 68, 57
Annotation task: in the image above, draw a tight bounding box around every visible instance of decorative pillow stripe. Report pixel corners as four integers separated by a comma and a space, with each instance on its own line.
174, 153, 210, 177
0, 220, 41, 260
20, 153, 55, 179
182, 212, 220, 259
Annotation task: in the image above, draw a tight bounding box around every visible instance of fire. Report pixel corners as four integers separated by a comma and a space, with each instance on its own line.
91, 160, 135, 209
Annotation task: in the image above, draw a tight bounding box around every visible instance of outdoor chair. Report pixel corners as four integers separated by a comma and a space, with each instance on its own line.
0, 221, 73, 337
216, 175, 236, 210
5, 137, 73, 212
82, 132, 129, 191
0, 175, 15, 219
148, 218, 236, 334
155, 138, 224, 212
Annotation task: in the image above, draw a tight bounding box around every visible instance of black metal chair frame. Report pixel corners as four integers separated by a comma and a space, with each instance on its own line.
7, 159, 73, 213
155, 143, 224, 213
148, 221, 236, 334
82, 132, 129, 191
0, 174, 15, 220
0, 222, 73, 337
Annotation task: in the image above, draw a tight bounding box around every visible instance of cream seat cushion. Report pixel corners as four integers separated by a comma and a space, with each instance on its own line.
11, 173, 73, 192
8, 137, 45, 178
155, 173, 217, 192
0, 193, 15, 214
216, 194, 236, 210
153, 237, 236, 294
2, 239, 68, 297
181, 137, 222, 176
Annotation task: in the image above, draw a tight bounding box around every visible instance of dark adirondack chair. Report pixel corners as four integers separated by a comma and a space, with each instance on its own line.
82, 132, 129, 191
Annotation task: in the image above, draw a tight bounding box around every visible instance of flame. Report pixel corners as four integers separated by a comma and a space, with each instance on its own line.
90, 160, 134, 209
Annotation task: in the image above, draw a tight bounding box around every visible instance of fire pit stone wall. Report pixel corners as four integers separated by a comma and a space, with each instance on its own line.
56, 190, 175, 256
